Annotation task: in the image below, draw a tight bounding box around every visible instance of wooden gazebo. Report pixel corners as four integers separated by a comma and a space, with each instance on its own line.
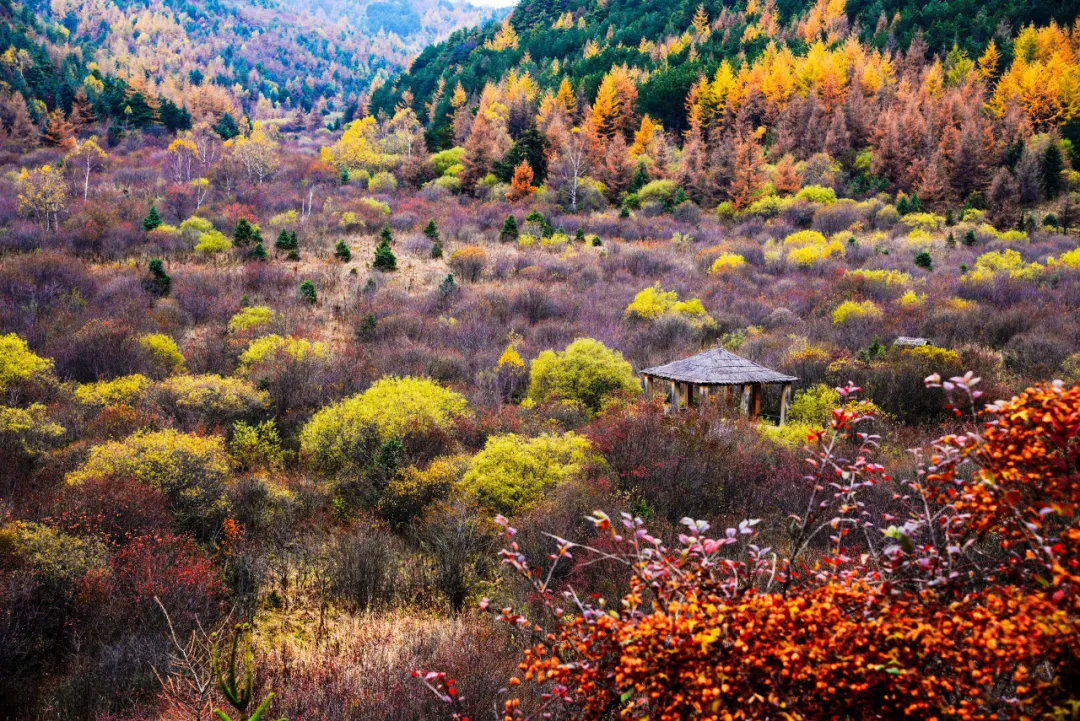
641, 346, 798, 424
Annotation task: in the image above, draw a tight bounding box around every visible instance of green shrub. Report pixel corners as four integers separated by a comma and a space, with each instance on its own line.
794, 185, 838, 204
528, 338, 641, 412
0, 521, 106, 588
229, 420, 289, 472
787, 384, 842, 425
637, 179, 680, 206
431, 147, 465, 176
460, 432, 594, 514
368, 171, 398, 192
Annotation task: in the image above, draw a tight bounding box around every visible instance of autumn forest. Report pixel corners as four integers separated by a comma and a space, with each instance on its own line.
3, 0, 1080, 719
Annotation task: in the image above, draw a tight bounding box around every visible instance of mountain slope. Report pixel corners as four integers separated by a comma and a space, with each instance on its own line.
0, 0, 503, 130
371, 0, 1080, 146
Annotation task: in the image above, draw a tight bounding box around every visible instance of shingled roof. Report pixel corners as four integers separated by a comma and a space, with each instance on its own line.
641, 347, 797, 386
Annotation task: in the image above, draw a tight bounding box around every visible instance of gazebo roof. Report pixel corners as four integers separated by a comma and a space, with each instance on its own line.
641, 346, 797, 386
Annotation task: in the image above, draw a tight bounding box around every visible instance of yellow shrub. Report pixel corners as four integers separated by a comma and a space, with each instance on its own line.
76, 374, 152, 406
900, 212, 940, 231
787, 239, 844, 266
529, 338, 640, 412
378, 455, 467, 526
497, 343, 525, 370
228, 306, 281, 335
1057, 247, 1080, 268
783, 230, 828, 247
300, 376, 469, 474
540, 232, 569, 249
518, 233, 537, 248
239, 335, 329, 369
67, 429, 231, 537
832, 300, 883, 325
154, 374, 270, 427
967, 249, 1044, 283
847, 268, 911, 286
138, 333, 185, 376
0, 333, 54, 398
896, 290, 927, 308
946, 297, 977, 311
710, 253, 747, 274
460, 432, 595, 514
624, 284, 710, 323
195, 230, 232, 254
906, 228, 933, 246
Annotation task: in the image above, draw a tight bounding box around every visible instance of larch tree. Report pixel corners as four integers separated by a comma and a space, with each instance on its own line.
41, 108, 74, 149
729, 131, 766, 210
507, 161, 537, 202
773, 153, 803, 195
600, 132, 636, 203
65, 138, 109, 200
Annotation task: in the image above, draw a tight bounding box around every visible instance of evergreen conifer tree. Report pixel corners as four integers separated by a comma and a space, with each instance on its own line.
500, 215, 519, 242
373, 236, 397, 271
334, 239, 352, 262
143, 205, 162, 231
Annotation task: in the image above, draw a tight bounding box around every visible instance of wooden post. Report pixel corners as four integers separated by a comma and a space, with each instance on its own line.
739, 384, 751, 415
642, 375, 651, 398
750, 384, 761, 420
686, 383, 695, 408
779, 382, 792, 426
681, 382, 690, 409
670, 381, 679, 412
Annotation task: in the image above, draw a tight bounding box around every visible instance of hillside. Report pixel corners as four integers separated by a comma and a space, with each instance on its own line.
373, 0, 1080, 144
0, 0, 503, 131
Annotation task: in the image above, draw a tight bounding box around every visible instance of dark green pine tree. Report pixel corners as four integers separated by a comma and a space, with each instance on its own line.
144, 258, 171, 296
379, 224, 394, 245
439, 273, 457, 295
500, 214, 519, 242
963, 229, 977, 246
233, 218, 257, 248
275, 229, 297, 252
334, 239, 352, 262
299, 280, 317, 304
340, 168, 350, 185
250, 241, 268, 261
430, 241, 444, 259
143, 205, 162, 231
213, 112, 240, 140
423, 219, 439, 241
629, 161, 650, 193
373, 237, 397, 271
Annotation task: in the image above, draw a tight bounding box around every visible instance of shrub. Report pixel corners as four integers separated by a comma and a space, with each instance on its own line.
795, 185, 837, 204
238, 335, 329, 370
1055, 247, 1080, 268
227, 306, 281, 335
179, 215, 214, 242
900, 212, 940, 231
195, 230, 232, 254
846, 269, 911, 287
138, 333, 185, 376
448, 246, 488, 283
75, 374, 153, 406
897, 290, 927, 308
299, 279, 318, 304
624, 284, 710, 324
914, 250, 933, 270
229, 419, 288, 471
1, 333, 55, 401
783, 230, 828, 247
832, 300, 883, 325
637, 179, 680, 206
431, 147, 465, 176
66, 429, 231, 538
368, 171, 398, 192
528, 338, 641, 412
787, 384, 841, 425
299, 376, 469, 475
153, 374, 270, 429
145, 258, 172, 296
967, 249, 1044, 282
378, 455, 465, 527
460, 432, 594, 514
